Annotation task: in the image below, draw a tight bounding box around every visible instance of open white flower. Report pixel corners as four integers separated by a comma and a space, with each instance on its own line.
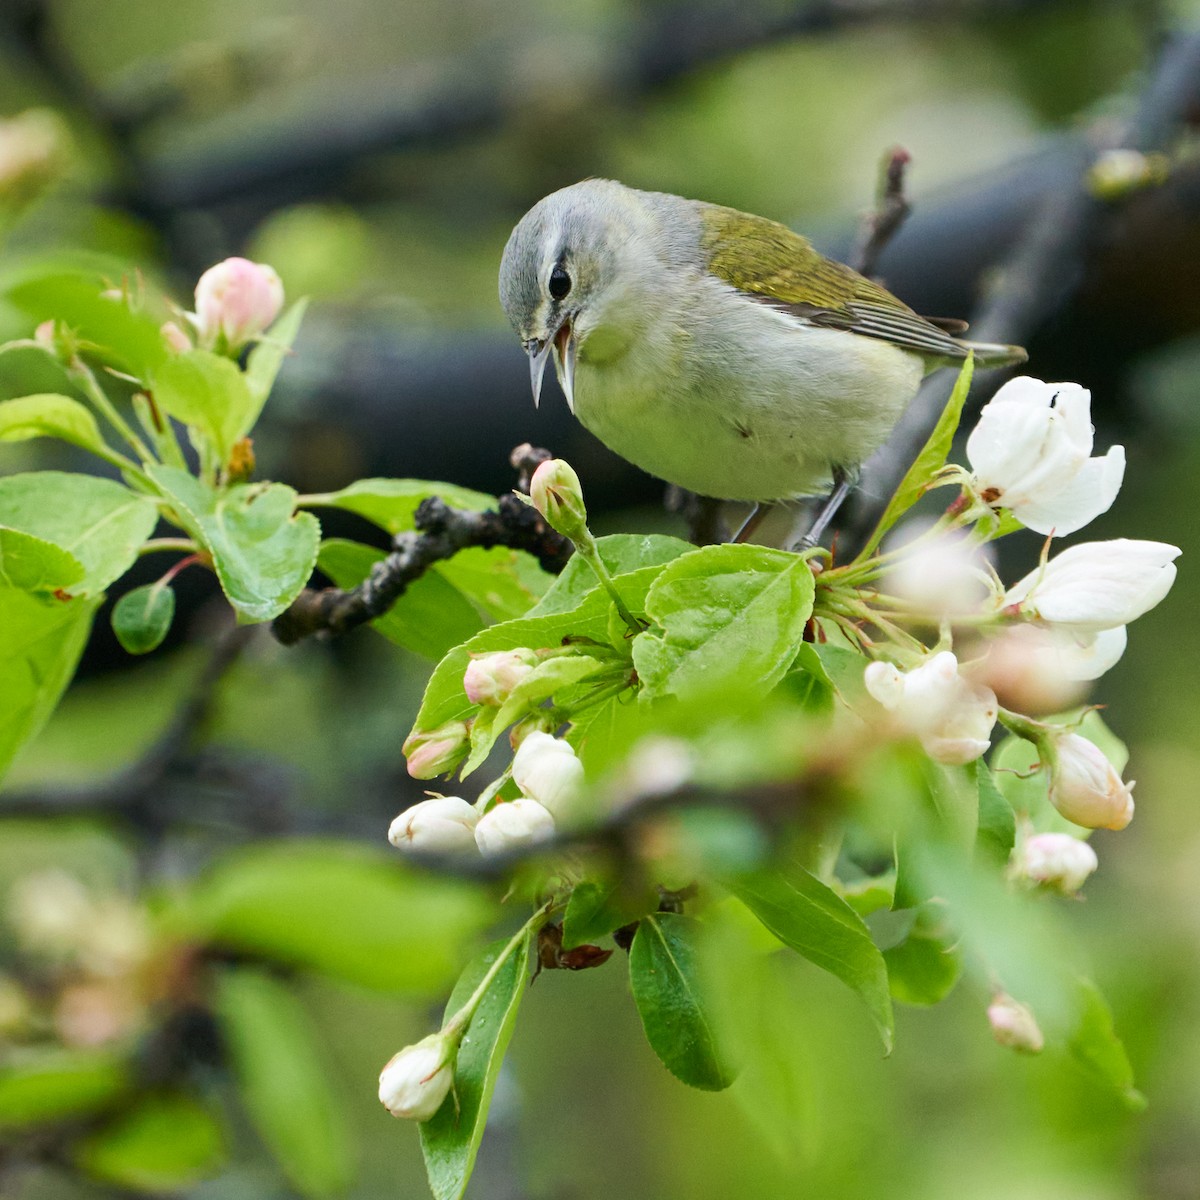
864, 651, 997, 766
966, 376, 1125, 536
1004, 539, 1180, 632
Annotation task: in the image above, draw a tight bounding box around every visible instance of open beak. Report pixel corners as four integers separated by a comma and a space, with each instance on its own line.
524, 318, 578, 413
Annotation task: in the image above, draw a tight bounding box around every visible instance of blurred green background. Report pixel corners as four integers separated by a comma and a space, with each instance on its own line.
3, 1, 1200, 1197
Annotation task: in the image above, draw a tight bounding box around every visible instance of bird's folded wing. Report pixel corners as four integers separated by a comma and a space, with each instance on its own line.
699, 203, 970, 360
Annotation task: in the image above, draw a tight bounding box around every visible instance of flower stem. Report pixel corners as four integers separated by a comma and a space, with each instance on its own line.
69, 357, 155, 464
575, 537, 644, 633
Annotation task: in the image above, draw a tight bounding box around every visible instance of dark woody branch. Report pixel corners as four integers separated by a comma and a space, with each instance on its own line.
271, 445, 573, 646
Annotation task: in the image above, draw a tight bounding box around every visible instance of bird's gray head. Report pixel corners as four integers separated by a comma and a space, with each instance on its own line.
498, 179, 682, 410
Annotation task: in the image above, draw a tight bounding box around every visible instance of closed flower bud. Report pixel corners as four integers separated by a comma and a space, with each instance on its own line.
511, 731, 584, 816
463, 648, 538, 706
388, 796, 479, 854
378, 1033, 455, 1121
193, 257, 284, 352
864, 651, 997, 766
1004, 539, 1180, 633
161, 320, 192, 353
529, 459, 588, 543
1049, 733, 1134, 830
987, 993, 1044, 1053
474, 797, 555, 855
966, 377, 1125, 536
1010, 832, 1098, 895
403, 721, 470, 779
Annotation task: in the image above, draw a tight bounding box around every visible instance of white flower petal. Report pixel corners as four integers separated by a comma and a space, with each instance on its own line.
1009, 445, 1125, 536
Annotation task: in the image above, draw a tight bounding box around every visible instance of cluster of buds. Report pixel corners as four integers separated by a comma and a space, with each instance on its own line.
164, 257, 285, 356
389, 732, 583, 859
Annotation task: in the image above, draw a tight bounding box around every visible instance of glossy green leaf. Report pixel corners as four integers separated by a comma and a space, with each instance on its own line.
812, 643, 871, 707
882, 903, 962, 1006
530, 533, 691, 616
151, 351, 257, 463
0, 1048, 129, 1129
633, 544, 815, 701
434, 545, 550, 621
147, 465, 319, 622
317, 538, 483, 658
972, 758, 1017, 863
177, 840, 490, 994
923, 760, 978, 851
629, 913, 735, 1091
726, 862, 894, 1052
862, 353, 974, 556
0, 527, 84, 592
245, 298, 308, 403
111, 582, 175, 655
0, 393, 106, 455
0, 472, 158, 595
215, 968, 354, 1199
310, 478, 495, 533
562, 879, 655, 949
1066, 977, 1145, 1111
76, 1093, 226, 1192
0, 587, 101, 783
420, 931, 533, 1200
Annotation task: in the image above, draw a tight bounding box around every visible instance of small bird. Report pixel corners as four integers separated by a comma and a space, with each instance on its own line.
498, 179, 1026, 540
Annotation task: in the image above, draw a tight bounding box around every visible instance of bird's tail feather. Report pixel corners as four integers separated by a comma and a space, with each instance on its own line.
962, 340, 1028, 369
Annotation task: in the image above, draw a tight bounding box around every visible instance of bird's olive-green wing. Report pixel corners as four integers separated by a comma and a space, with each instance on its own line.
699, 203, 970, 360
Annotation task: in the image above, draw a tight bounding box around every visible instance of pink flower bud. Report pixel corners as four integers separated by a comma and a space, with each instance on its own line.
403, 721, 470, 779
378, 1033, 454, 1121
161, 321, 192, 353
463, 649, 538, 706
1010, 832, 1098, 895
474, 797, 555, 855
388, 796, 479, 854
529, 458, 588, 542
511, 731, 584, 816
1049, 733, 1134, 830
987, 993, 1044, 1053
193, 257, 284, 352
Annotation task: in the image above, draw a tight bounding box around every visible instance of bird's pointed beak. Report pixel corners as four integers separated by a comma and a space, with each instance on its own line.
526, 337, 553, 409
552, 318, 577, 414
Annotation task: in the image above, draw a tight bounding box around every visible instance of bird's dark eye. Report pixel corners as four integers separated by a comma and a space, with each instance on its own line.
548, 264, 572, 301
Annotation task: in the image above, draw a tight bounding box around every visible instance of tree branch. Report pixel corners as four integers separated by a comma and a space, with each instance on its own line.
850, 145, 912, 278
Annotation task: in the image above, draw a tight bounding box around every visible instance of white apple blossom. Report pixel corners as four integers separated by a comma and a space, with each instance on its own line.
378, 1033, 455, 1121
966, 376, 1125, 536
987, 993, 1044, 1053
474, 797, 555, 855
864, 651, 997, 766
387, 796, 479, 855
884, 519, 994, 615
1010, 832, 1098, 895
1049, 733, 1135, 830
511, 732, 584, 816
1004, 539, 1180, 632
192, 257, 284, 352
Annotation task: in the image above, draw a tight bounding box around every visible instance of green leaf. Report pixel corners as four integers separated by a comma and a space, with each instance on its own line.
245, 298, 308, 403
529, 533, 692, 616
1066, 977, 1145, 1111
812, 643, 872, 707
111, 583, 175, 655
0, 588, 101, 784
632, 544, 815, 701
863, 354, 975, 556
176, 840, 490, 995
923, 760, 978, 851
420, 931, 533, 1200
882, 903, 962, 1006
0, 1048, 129, 1129
972, 759, 1016, 863
0, 393, 106, 455
147, 465, 319, 622
562, 879, 655, 949
76, 1093, 226, 1192
783, 643, 836, 713
726, 863, 894, 1052
151, 351, 257, 464
215, 968, 354, 1199
317, 538, 483, 658
310, 478, 495, 534
0, 472, 158, 595
629, 913, 735, 1091
435, 545, 550, 622
0, 527, 84, 592
411, 564, 663, 736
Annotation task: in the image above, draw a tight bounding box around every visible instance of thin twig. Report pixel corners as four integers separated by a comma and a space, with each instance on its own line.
851, 145, 912, 278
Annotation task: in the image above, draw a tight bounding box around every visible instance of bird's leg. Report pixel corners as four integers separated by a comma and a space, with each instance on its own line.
732, 502, 772, 543
794, 468, 852, 551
